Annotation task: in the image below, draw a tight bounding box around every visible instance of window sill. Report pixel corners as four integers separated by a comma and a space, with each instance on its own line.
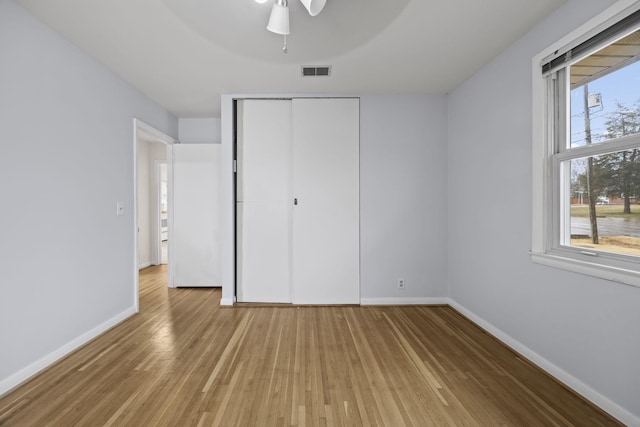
530, 251, 640, 288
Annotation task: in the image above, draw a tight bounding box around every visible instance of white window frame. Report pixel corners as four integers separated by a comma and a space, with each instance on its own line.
532, 0, 640, 288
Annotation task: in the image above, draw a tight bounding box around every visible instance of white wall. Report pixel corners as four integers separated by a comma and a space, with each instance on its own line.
0, 0, 177, 395
447, 0, 640, 424
221, 95, 449, 305
179, 118, 221, 144
360, 96, 448, 303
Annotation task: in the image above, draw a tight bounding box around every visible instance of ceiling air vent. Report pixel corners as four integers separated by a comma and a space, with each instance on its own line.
302, 66, 332, 77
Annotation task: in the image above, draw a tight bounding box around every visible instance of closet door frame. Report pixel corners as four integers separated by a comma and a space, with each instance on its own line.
222, 95, 360, 306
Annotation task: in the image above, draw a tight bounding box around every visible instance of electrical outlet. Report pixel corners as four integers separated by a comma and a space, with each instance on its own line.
397, 278, 405, 289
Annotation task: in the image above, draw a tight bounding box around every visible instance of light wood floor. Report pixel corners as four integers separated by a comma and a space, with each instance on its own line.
0, 266, 621, 426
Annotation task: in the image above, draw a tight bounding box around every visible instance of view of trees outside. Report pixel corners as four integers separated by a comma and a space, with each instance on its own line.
569, 54, 640, 256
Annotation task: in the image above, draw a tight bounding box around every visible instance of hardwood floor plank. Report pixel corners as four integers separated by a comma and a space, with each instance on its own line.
0, 266, 623, 426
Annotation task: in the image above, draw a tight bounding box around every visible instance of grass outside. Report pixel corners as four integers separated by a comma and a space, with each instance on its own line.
571, 235, 640, 256
570, 204, 640, 218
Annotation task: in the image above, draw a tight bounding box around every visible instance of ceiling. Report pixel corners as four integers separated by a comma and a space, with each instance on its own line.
18, 0, 567, 118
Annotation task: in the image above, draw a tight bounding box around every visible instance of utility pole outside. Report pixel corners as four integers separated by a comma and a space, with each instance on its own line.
583, 84, 599, 244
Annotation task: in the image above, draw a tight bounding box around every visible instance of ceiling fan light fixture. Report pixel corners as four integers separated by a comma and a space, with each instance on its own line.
299, 0, 326, 16
267, 0, 290, 35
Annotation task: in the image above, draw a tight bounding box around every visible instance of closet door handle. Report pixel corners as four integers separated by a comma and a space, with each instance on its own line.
294, 198, 298, 206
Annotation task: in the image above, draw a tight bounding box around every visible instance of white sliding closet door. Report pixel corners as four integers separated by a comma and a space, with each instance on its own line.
292, 98, 360, 304
236, 100, 292, 303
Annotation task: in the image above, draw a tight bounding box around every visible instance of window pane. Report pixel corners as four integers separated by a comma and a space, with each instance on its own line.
569, 29, 640, 148
568, 150, 640, 256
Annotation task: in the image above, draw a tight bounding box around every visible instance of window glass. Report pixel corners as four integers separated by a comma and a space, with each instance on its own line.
567, 150, 640, 257
569, 29, 640, 149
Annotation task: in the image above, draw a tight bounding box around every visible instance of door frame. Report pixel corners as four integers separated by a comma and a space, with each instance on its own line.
133, 119, 177, 312
223, 95, 361, 306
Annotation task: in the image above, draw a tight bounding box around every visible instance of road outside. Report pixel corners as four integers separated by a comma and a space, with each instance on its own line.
571, 216, 640, 237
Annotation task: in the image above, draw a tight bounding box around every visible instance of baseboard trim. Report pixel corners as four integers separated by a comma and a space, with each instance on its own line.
175, 283, 219, 288
360, 297, 449, 305
448, 299, 639, 427
219, 298, 234, 306
138, 262, 151, 270
0, 307, 137, 398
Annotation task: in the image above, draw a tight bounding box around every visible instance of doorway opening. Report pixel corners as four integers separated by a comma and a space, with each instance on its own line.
134, 119, 177, 312
157, 161, 168, 265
